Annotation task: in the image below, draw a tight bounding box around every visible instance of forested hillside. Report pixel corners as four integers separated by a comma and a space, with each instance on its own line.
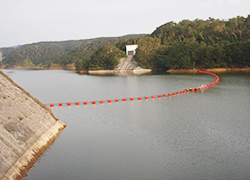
0, 39, 96, 68
0, 35, 144, 69
143, 15, 250, 69
0, 48, 16, 61
76, 15, 250, 71
57, 35, 142, 68
0, 45, 31, 62
2, 15, 249, 70
75, 36, 146, 70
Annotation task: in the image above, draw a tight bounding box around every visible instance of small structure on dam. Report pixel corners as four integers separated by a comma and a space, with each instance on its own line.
115, 44, 150, 73
126, 44, 138, 55
88, 44, 151, 74
115, 44, 138, 71
0, 71, 66, 180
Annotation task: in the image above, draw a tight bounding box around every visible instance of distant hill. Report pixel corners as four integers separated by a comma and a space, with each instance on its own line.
0, 34, 146, 69
0, 47, 17, 62
3, 15, 250, 71
56, 34, 145, 68
0, 39, 95, 68
74, 15, 250, 71
11, 45, 23, 48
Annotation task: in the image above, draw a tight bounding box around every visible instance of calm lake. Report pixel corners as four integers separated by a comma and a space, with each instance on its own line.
2, 69, 250, 180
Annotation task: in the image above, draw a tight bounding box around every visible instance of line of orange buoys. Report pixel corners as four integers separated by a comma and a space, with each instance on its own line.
45, 69, 220, 107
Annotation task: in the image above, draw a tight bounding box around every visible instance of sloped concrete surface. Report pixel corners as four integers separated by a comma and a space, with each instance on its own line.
116, 55, 137, 71
0, 71, 66, 180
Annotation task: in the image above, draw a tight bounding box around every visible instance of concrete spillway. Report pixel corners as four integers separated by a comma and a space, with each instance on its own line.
0, 71, 66, 180
116, 55, 137, 71
88, 55, 151, 74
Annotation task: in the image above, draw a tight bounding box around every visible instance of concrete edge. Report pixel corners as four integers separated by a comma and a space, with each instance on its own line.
2, 120, 66, 180
133, 69, 152, 73
88, 69, 152, 74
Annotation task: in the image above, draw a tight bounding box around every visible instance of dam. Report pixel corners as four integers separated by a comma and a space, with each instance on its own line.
0, 71, 66, 180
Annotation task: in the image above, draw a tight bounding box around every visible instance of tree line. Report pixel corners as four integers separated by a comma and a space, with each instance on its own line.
0, 40, 93, 68
75, 15, 250, 71
1, 16, 249, 70
0, 35, 144, 69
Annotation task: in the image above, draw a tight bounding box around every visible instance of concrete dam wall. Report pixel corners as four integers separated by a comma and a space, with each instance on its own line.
0, 71, 66, 180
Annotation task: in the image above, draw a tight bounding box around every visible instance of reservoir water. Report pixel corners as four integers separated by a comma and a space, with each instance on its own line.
2, 69, 250, 180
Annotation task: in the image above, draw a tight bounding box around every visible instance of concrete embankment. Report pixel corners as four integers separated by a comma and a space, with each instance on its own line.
88, 69, 151, 75
0, 71, 66, 180
87, 54, 151, 75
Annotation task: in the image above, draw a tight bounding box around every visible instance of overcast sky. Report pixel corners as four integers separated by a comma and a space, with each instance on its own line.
0, 0, 249, 48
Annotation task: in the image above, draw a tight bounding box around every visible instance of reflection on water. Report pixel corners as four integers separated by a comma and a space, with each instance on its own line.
2, 69, 250, 180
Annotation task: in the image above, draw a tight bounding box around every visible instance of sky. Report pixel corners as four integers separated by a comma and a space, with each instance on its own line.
0, 0, 249, 48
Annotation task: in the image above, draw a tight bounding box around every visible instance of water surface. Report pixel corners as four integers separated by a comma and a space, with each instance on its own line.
2, 69, 250, 180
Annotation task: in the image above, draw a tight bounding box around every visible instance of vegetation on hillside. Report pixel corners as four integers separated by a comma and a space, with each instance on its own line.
75, 15, 250, 71
0, 35, 144, 69
138, 15, 250, 69
83, 45, 125, 70
0, 39, 95, 68
0, 48, 16, 61
75, 36, 160, 70
1, 16, 249, 70
57, 37, 126, 68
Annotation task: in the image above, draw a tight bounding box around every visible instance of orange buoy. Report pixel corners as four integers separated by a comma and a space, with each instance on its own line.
186, 89, 190, 92
173, 92, 176, 95
75, 102, 80, 105
100, 100, 104, 104
152, 95, 155, 98
92, 101, 96, 104
115, 99, 119, 102
168, 93, 172, 96
183, 90, 186, 93
83, 101, 88, 105
108, 100, 112, 103
163, 94, 167, 97
50, 104, 54, 107
158, 95, 161, 98
177, 91, 180, 95
145, 96, 148, 99
130, 97, 134, 101
67, 102, 71, 106
59, 103, 63, 106
138, 97, 142, 100
181, 91, 183, 93
123, 98, 126, 101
